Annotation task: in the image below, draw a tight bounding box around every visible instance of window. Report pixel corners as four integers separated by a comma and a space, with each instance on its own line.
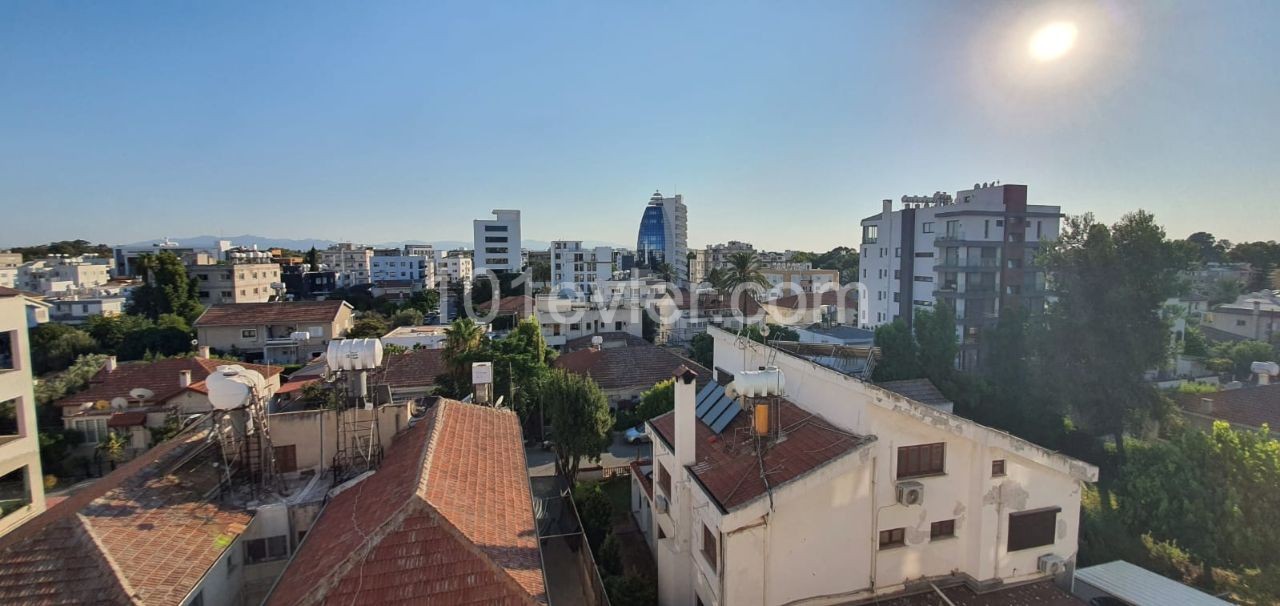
915, 252, 934, 258
922, 222, 934, 233
73, 417, 109, 444
992, 459, 1006, 477
913, 276, 934, 283
879, 527, 905, 549
863, 225, 879, 244
1007, 507, 1061, 551
484, 225, 508, 232
995, 220, 1004, 227
274, 445, 297, 473
702, 525, 718, 571
893, 292, 900, 303
0, 398, 18, 436
1236, 319, 1247, 327
241, 329, 257, 339
1036, 221, 1042, 239
615, 321, 624, 331
657, 462, 671, 496
244, 535, 290, 563
931, 519, 955, 539
983, 220, 990, 238
0, 331, 15, 370
897, 443, 945, 478
893, 270, 900, 280
894, 248, 901, 258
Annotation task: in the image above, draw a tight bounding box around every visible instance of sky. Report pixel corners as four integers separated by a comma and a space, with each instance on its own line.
2, 1, 1278, 251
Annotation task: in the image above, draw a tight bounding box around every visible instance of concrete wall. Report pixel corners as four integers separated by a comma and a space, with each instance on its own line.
0, 295, 46, 537
267, 404, 409, 472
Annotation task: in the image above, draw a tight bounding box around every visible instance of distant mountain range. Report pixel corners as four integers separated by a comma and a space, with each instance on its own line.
120, 235, 627, 252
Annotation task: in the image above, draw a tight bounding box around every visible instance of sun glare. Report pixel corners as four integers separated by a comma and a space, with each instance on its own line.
1029, 22, 1077, 62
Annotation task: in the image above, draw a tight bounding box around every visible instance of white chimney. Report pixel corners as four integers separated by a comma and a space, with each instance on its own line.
178, 370, 192, 389
105, 356, 117, 373
882, 199, 892, 219
198, 345, 211, 359
674, 365, 698, 468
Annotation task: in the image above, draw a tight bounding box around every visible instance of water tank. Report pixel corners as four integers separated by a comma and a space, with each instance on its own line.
1252, 361, 1280, 378
207, 365, 268, 410
325, 338, 385, 371
726, 367, 786, 399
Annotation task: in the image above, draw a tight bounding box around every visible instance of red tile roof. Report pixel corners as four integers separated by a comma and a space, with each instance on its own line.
106, 411, 148, 427
276, 378, 319, 395
54, 357, 281, 409
553, 334, 711, 392
630, 459, 653, 501
267, 400, 545, 605
373, 348, 446, 390
1176, 383, 1280, 430
480, 295, 536, 317
0, 430, 253, 605
194, 300, 349, 327
650, 397, 874, 512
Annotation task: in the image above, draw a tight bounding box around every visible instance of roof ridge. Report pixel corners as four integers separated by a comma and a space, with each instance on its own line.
73, 513, 140, 604
416, 400, 448, 499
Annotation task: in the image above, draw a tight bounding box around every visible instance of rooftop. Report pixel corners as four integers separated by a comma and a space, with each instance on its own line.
1175, 383, 1280, 431
194, 300, 350, 327
1074, 560, 1230, 605
373, 348, 446, 390
876, 378, 955, 410
0, 428, 252, 605
54, 356, 282, 410
861, 579, 1080, 606
769, 288, 858, 311
266, 399, 546, 605
553, 332, 711, 392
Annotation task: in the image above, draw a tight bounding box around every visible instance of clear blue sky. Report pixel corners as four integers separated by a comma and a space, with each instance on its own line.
2, 1, 1277, 251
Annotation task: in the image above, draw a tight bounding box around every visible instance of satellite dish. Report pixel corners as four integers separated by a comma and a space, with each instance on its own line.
129, 388, 154, 402
111, 397, 129, 410
759, 323, 771, 338
94, 400, 111, 411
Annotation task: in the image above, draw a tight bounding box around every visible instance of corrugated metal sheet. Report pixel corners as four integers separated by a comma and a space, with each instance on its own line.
1073, 560, 1230, 606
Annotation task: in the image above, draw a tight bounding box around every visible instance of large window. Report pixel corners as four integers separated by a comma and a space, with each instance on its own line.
897, 443, 945, 478
484, 225, 508, 232
0, 331, 14, 371
930, 519, 955, 539
863, 225, 879, 244
657, 462, 671, 496
1007, 507, 1060, 551
0, 467, 31, 518
0, 398, 18, 437
73, 417, 110, 444
702, 525, 718, 571
244, 535, 289, 564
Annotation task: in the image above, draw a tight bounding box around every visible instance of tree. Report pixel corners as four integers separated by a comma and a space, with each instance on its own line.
541, 369, 611, 484
704, 267, 728, 291
1038, 212, 1189, 461
720, 252, 770, 293
442, 317, 487, 390
913, 302, 957, 385
305, 246, 320, 271
97, 431, 128, 470
531, 260, 551, 283
401, 289, 439, 316
634, 379, 674, 422
1209, 340, 1277, 380
28, 323, 99, 375
491, 316, 554, 422
689, 332, 714, 368
1207, 277, 1244, 306
390, 308, 423, 328
347, 313, 389, 338
1227, 240, 1280, 291
9, 239, 111, 261
872, 319, 921, 381
1184, 232, 1226, 264
126, 251, 203, 323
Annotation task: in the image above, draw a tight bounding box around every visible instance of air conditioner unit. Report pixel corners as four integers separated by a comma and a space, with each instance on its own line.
655, 495, 669, 514
1037, 554, 1067, 576
895, 481, 924, 506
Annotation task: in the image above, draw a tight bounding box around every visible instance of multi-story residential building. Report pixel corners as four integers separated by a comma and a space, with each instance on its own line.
16, 255, 112, 296
188, 261, 282, 306
0, 254, 22, 269
0, 269, 14, 290
1203, 290, 1279, 343
370, 248, 432, 292
551, 240, 613, 293
48, 296, 126, 325
112, 238, 233, 277
433, 249, 473, 287
761, 264, 840, 293
194, 300, 355, 364
403, 243, 434, 257
280, 266, 336, 300
473, 209, 523, 274
636, 191, 688, 282
860, 183, 1060, 369
0, 288, 48, 536
636, 327, 1097, 606
319, 243, 374, 289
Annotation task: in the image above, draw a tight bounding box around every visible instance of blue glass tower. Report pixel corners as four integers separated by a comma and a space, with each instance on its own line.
636, 201, 667, 268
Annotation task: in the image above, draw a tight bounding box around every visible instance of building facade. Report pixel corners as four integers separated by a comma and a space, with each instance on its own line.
194, 300, 355, 364
551, 241, 613, 294
371, 249, 432, 292
319, 243, 374, 289
433, 250, 473, 287
188, 262, 283, 306
636, 191, 688, 282
473, 209, 523, 274
112, 239, 233, 277
0, 288, 47, 537
48, 296, 126, 325
1203, 290, 1279, 343
16, 255, 112, 296
860, 183, 1060, 369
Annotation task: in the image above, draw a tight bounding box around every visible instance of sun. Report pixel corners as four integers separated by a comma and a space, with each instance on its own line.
1029, 22, 1078, 61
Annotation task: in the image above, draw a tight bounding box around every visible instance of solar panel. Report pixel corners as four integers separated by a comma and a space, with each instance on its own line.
702, 394, 735, 428
696, 385, 725, 418
696, 381, 718, 405
709, 403, 742, 434
698, 392, 730, 422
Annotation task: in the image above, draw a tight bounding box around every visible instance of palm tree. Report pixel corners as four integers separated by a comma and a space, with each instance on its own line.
653, 262, 675, 283
721, 251, 770, 293
705, 267, 728, 291
443, 317, 486, 384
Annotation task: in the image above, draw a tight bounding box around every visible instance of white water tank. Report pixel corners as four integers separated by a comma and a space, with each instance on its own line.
326, 338, 385, 371
1251, 361, 1279, 376
207, 365, 269, 410
726, 367, 786, 399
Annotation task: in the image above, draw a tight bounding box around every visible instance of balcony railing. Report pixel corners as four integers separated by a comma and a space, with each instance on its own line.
934, 258, 1000, 271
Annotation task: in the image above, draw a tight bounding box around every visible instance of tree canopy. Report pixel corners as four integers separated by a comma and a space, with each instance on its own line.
540, 368, 612, 484
126, 251, 204, 324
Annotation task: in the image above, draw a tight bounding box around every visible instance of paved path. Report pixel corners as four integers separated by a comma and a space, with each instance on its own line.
527, 432, 651, 477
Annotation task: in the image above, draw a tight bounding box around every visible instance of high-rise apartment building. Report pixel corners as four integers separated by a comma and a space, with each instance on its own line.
550, 241, 613, 293
320, 243, 374, 288
859, 183, 1060, 369
636, 191, 688, 283
473, 210, 522, 275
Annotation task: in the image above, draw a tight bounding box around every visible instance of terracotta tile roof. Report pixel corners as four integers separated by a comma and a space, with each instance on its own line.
876, 378, 953, 408
54, 357, 281, 408
276, 378, 319, 395
1176, 383, 1280, 430
553, 335, 711, 392
669, 290, 764, 317
0, 286, 21, 298
0, 430, 253, 605
194, 300, 349, 327
650, 397, 874, 512
562, 331, 649, 352
770, 289, 858, 311
863, 579, 1080, 605
373, 348, 446, 390
267, 400, 546, 605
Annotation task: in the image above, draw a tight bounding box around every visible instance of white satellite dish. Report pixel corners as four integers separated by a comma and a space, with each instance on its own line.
111, 397, 129, 410
129, 388, 155, 402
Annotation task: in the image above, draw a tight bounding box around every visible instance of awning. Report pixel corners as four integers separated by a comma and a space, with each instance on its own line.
107, 411, 148, 428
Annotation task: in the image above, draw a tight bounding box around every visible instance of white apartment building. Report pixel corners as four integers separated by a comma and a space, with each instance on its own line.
639, 328, 1097, 606
112, 238, 233, 277
402, 244, 434, 257
371, 249, 432, 292
1204, 290, 1279, 342
17, 255, 112, 296
188, 262, 282, 306
860, 183, 1060, 369
473, 210, 522, 275
433, 250, 473, 287
0, 288, 49, 536
49, 296, 126, 325
320, 243, 374, 289
0, 254, 21, 269
550, 241, 613, 294
761, 264, 840, 294
534, 295, 645, 348
0, 269, 14, 290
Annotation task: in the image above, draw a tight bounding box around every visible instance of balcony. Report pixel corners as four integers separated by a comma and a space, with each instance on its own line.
934, 258, 1000, 272
934, 286, 998, 299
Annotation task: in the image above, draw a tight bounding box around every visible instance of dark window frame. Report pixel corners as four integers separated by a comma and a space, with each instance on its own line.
702, 525, 718, 571
657, 461, 671, 497
879, 527, 905, 549
897, 443, 946, 479
992, 459, 1006, 477
1007, 506, 1061, 552
930, 519, 955, 539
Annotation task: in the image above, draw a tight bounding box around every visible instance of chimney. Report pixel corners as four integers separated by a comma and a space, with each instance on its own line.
882, 199, 892, 219
674, 365, 698, 468
1198, 397, 1214, 415
105, 356, 117, 373
198, 345, 211, 359
178, 370, 192, 389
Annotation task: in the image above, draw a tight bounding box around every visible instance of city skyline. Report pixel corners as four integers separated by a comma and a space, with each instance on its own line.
3, 2, 1278, 250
